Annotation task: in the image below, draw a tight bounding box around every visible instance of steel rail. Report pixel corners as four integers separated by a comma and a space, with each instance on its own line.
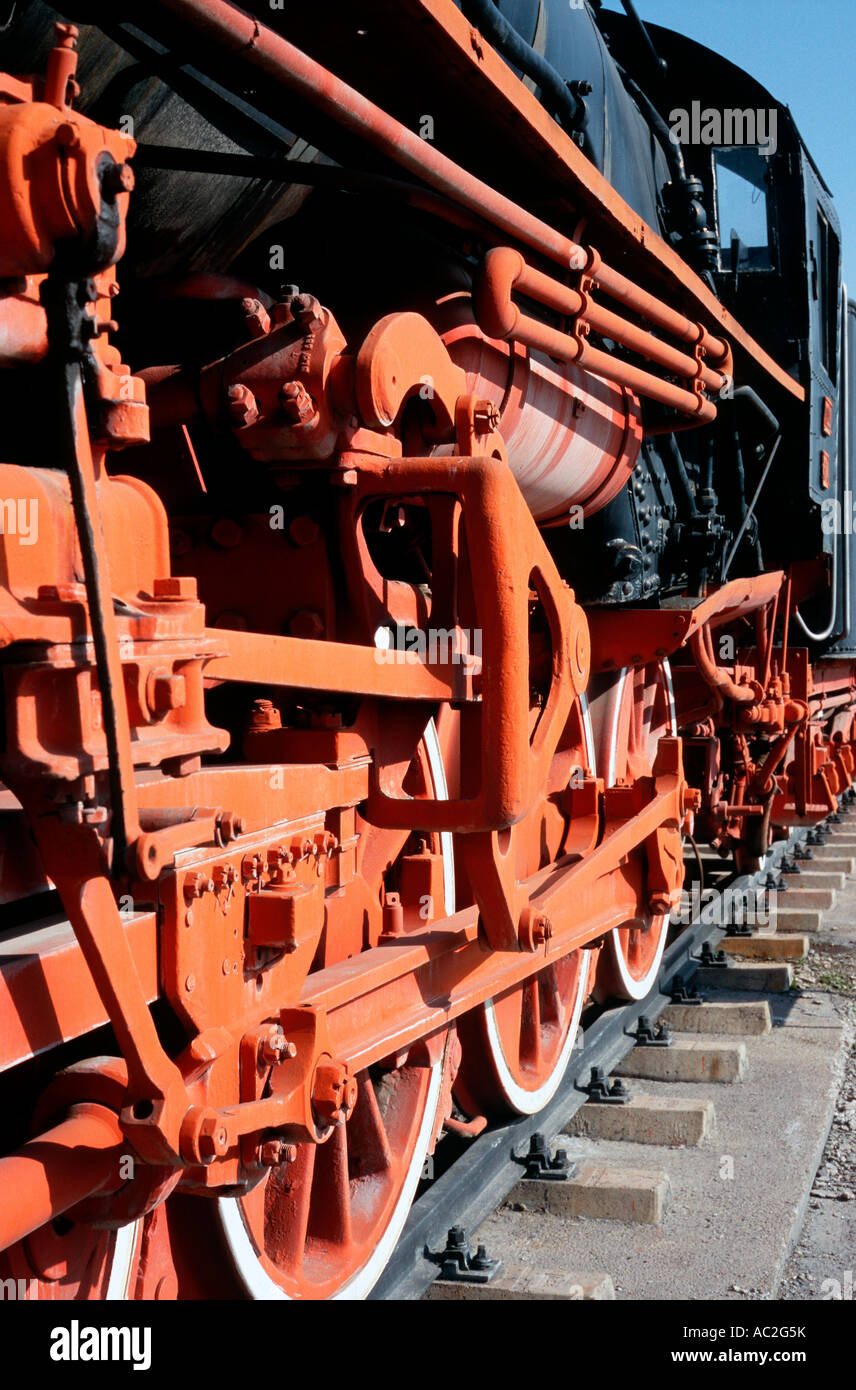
372, 834, 801, 1300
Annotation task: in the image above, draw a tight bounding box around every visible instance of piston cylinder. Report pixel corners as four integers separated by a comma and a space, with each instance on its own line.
440, 302, 642, 524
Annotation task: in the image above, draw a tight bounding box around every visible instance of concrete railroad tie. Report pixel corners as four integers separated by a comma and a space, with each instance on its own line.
515, 1163, 671, 1225
425, 1267, 616, 1301
616, 1037, 747, 1083
720, 933, 808, 960
695, 961, 793, 992
565, 1093, 714, 1146
662, 1000, 771, 1034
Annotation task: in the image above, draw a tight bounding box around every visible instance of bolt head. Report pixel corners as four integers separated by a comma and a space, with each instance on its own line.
472, 400, 501, 434
288, 515, 321, 548
279, 381, 317, 426
648, 892, 673, 916
241, 297, 271, 338
257, 1139, 282, 1166
217, 811, 245, 842
226, 383, 259, 429
311, 1060, 358, 1128
248, 698, 281, 732
210, 519, 245, 550
55, 121, 80, 148
150, 670, 186, 714
682, 786, 703, 814
533, 914, 553, 942
257, 1138, 298, 1166
102, 161, 135, 196
258, 1029, 289, 1067
183, 872, 211, 901
198, 1114, 229, 1161
153, 576, 197, 602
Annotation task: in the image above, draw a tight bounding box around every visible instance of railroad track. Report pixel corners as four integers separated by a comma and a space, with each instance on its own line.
373, 818, 844, 1301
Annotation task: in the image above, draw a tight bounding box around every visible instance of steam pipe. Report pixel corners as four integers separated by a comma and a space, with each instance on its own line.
732, 385, 779, 437
148, 0, 733, 379
691, 626, 757, 707
475, 247, 722, 421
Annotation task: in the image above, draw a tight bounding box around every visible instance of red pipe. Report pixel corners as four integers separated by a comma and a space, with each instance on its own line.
576, 340, 715, 422
153, 0, 732, 388
594, 261, 727, 363
0, 1103, 126, 1253
584, 300, 726, 394
691, 628, 758, 707
475, 247, 721, 422
443, 1113, 489, 1138
153, 0, 576, 268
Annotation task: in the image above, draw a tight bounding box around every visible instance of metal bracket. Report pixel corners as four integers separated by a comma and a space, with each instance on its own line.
582, 1065, 630, 1105
697, 941, 729, 968
630, 1013, 672, 1047
425, 1226, 502, 1284
670, 976, 705, 1005
513, 1131, 576, 1180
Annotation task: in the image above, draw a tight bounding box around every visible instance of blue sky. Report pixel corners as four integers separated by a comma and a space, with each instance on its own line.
600, 0, 856, 288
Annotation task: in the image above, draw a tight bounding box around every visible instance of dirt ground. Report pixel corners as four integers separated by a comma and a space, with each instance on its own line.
779, 917, 856, 1300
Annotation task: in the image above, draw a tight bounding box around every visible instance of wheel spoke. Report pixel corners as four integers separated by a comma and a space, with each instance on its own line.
347, 1071, 393, 1178
494, 985, 524, 1071
265, 1142, 317, 1276
308, 1123, 353, 1248
539, 963, 562, 1025
520, 976, 542, 1073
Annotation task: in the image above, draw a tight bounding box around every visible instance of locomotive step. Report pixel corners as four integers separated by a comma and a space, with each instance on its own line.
424, 1266, 616, 1301
511, 1162, 672, 1225
615, 1037, 747, 1083
564, 1093, 715, 1147
720, 933, 809, 961
661, 1000, 772, 1034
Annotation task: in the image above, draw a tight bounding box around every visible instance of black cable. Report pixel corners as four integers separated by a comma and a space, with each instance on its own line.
461, 0, 586, 133
617, 67, 684, 183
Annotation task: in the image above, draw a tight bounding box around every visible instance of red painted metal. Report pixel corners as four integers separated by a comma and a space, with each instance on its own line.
378, 0, 803, 402
475, 246, 729, 424
0, 10, 854, 1304
440, 311, 643, 523
0, 1104, 125, 1253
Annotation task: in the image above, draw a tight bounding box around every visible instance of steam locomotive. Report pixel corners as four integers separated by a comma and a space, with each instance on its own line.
0, 0, 851, 1300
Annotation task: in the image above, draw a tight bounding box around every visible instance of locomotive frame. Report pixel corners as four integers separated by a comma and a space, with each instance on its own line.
0, 0, 853, 1301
